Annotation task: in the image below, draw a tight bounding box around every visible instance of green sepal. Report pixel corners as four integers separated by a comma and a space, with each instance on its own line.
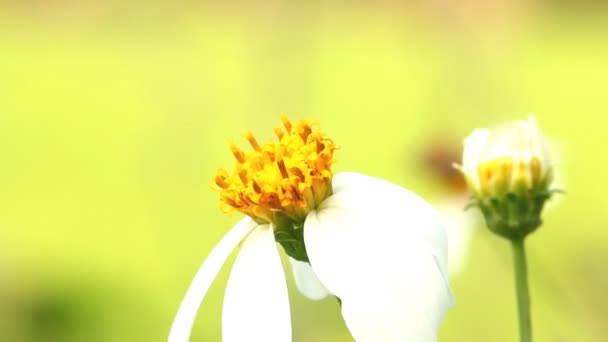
467, 188, 562, 240
272, 211, 309, 262
463, 197, 479, 211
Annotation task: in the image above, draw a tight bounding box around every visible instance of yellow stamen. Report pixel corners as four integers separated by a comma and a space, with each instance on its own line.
280, 113, 292, 132
229, 141, 246, 164
214, 170, 230, 189
244, 131, 262, 151
237, 168, 249, 185
213, 115, 337, 223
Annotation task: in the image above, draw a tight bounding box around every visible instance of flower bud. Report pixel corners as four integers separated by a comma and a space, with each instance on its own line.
456, 115, 558, 239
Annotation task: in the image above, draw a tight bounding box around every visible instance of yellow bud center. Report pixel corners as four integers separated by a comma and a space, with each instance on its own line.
478, 156, 513, 196
212, 115, 337, 224
477, 155, 546, 196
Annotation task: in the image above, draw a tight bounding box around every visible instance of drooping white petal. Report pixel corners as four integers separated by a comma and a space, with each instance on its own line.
339, 245, 450, 342
288, 257, 330, 300
222, 224, 291, 342
305, 172, 453, 341
169, 217, 258, 342
326, 172, 450, 281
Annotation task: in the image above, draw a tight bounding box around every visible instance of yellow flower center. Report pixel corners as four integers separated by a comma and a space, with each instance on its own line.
213, 114, 337, 224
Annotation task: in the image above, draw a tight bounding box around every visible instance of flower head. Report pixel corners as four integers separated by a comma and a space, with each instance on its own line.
457, 115, 552, 198
170, 115, 453, 342
456, 114, 558, 239
213, 114, 335, 224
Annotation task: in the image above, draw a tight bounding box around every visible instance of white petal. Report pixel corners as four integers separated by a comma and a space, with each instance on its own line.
326, 172, 450, 280
485, 128, 515, 161
527, 113, 551, 171
512, 119, 532, 162
169, 217, 258, 342
462, 129, 490, 191
288, 258, 330, 300
222, 224, 291, 342
305, 172, 453, 341
340, 246, 449, 342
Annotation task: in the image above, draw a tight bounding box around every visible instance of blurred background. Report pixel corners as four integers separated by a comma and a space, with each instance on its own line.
1, 1, 607, 341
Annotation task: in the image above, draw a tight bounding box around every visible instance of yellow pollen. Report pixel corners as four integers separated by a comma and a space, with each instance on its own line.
213, 115, 337, 223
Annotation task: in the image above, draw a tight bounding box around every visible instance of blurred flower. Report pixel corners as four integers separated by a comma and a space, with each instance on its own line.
169, 115, 453, 342
456, 114, 556, 239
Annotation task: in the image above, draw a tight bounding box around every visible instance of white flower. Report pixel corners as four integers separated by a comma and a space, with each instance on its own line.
169, 172, 453, 342
169, 116, 453, 341
458, 114, 552, 197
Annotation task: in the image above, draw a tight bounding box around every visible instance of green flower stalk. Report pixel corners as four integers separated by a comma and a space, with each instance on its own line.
456, 115, 558, 342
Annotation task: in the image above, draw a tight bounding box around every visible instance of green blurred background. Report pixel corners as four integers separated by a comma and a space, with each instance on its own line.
1, 1, 607, 341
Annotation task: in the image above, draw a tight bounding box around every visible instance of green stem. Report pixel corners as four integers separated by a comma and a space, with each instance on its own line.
511, 238, 532, 342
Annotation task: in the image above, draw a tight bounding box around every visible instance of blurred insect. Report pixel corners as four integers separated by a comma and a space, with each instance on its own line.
420, 139, 468, 195
417, 136, 475, 276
